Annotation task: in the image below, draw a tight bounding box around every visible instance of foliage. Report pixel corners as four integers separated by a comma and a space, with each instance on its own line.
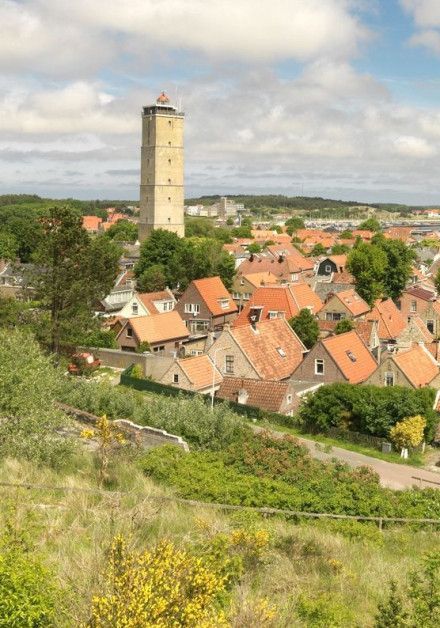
185, 218, 232, 243
359, 217, 381, 232
231, 226, 253, 238
105, 219, 138, 243
32, 207, 120, 353
334, 319, 354, 334
298, 383, 438, 441
82, 328, 117, 349
247, 242, 261, 254
81, 415, 125, 486
389, 415, 426, 451
372, 234, 415, 300
296, 592, 353, 627
285, 216, 305, 235
347, 242, 387, 305
0, 231, 18, 261
0, 510, 56, 627
130, 364, 144, 378
340, 230, 353, 239
310, 243, 328, 257
331, 243, 349, 254
0, 329, 73, 468
435, 268, 440, 294
88, 535, 227, 627
375, 581, 409, 628
136, 264, 167, 292
288, 308, 319, 349
136, 341, 151, 354
59, 379, 248, 450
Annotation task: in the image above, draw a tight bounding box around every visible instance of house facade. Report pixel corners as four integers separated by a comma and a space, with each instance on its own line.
116, 311, 189, 354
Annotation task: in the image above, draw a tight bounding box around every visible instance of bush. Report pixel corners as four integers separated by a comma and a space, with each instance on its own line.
298, 383, 438, 440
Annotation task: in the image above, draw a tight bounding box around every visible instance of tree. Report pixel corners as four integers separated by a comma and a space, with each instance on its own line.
81, 415, 125, 486
340, 230, 353, 239
347, 242, 387, 306
289, 309, 319, 349
359, 217, 381, 232
310, 243, 327, 257
33, 207, 120, 354
389, 415, 426, 452
226, 217, 234, 226
0, 232, 18, 261
106, 219, 138, 243
334, 319, 354, 334
247, 242, 262, 254
135, 229, 182, 286
137, 264, 167, 292
232, 226, 253, 238
373, 235, 415, 300
375, 581, 408, 628
331, 243, 349, 255
285, 216, 305, 235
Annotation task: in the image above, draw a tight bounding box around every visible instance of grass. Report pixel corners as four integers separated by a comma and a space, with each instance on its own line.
1, 449, 439, 627
258, 419, 425, 467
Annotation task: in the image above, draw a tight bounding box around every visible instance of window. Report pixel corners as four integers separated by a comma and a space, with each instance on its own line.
168, 178, 171, 184
325, 264, 332, 273
411, 300, 417, 312
126, 327, 133, 338
184, 303, 200, 314
385, 371, 394, 387
315, 359, 324, 375
268, 311, 278, 319
168, 197, 171, 202
132, 303, 138, 315
346, 350, 356, 363
168, 158, 171, 165
276, 347, 286, 357
153, 345, 165, 353
286, 394, 292, 404
325, 312, 345, 321
168, 120, 172, 126
173, 373, 179, 384
225, 355, 234, 374
243, 292, 251, 300
168, 141, 171, 146
427, 319, 435, 334
219, 298, 229, 310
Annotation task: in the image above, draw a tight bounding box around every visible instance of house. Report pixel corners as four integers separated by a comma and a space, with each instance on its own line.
216, 377, 318, 416
0, 261, 32, 299
96, 270, 135, 315
291, 330, 377, 385
233, 284, 323, 327
236, 251, 313, 283
160, 355, 222, 394
367, 298, 407, 347
318, 289, 370, 322
175, 276, 238, 334
398, 286, 436, 320
82, 216, 102, 233
116, 310, 189, 353
119, 289, 176, 319
395, 316, 433, 348
231, 271, 279, 309
316, 255, 347, 277
314, 270, 355, 302
207, 318, 307, 381
367, 344, 440, 389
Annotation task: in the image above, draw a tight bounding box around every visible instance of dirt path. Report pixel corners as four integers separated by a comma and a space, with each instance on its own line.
253, 426, 440, 490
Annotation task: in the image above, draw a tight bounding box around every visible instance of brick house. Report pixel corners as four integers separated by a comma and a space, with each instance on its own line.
397, 286, 436, 321
160, 355, 222, 393
367, 298, 407, 347
318, 289, 370, 322
175, 276, 238, 334
291, 330, 377, 385
116, 310, 189, 354
207, 318, 307, 381
231, 271, 279, 309
367, 344, 440, 389
216, 377, 314, 416
233, 284, 323, 327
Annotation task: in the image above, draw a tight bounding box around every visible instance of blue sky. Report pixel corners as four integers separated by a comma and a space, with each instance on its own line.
2, 0, 440, 204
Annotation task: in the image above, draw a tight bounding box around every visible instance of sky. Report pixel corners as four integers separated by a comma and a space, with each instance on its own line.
3, 1, 440, 204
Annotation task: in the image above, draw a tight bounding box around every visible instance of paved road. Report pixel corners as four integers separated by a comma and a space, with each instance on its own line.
253, 426, 440, 490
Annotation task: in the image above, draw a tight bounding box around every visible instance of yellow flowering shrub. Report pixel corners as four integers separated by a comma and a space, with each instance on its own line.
88, 536, 228, 627
81, 415, 125, 485
389, 415, 426, 450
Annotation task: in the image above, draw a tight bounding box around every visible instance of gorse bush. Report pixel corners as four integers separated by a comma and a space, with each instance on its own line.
59, 379, 248, 450
298, 383, 438, 440
140, 433, 440, 519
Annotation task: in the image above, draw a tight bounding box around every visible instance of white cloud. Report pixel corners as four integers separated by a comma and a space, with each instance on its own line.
401, 0, 440, 54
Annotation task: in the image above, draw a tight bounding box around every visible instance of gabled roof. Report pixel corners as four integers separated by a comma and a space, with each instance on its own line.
368, 298, 406, 340
122, 311, 189, 344
229, 318, 307, 380
353, 320, 376, 346
191, 277, 238, 316
178, 355, 222, 389
137, 289, 175, 314
322, 330, 377, 383
82, 215, 102, 231
328, 254, 347, 268
332, 271, 355, 285
266, 246, 315, 271
217, 377, 290, 412
405, 316, 434, 343
233, 284, 322, 327
393, 344, 439, 387
243, 272, 279, 288
328, 289, 370, 317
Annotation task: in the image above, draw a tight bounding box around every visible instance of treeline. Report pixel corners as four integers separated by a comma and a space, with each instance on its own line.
185, 194, 359, 210
0, 194, 136, 217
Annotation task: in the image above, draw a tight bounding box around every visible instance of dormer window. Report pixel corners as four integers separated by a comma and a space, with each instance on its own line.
219, 298, 229, 310
276, 347, 286, 357
411, 300, 417, 312
132, 303, 138, 315
126, 327, 133, 338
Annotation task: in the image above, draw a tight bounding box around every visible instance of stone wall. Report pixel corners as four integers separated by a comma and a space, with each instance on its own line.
82, 347, 173, 380
58, 403, 189, 451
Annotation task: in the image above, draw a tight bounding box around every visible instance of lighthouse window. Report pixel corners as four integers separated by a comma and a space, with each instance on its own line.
168, 159, 171, 165
168, 197, 171, 202
168, 120, 172, 126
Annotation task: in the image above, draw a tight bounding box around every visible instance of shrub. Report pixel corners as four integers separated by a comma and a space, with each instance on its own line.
88, 535, 227, 627
130, 364, 144, 379
389, 415, 426, 451
296, 592, 353, 627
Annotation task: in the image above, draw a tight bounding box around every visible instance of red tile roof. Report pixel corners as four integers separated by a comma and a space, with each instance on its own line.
82, 215, 102, 231
393, 344, 439, 387
368, 298, 407, 340
217, 377, 290, 412
322, 330, 377, 383
329, 289, 370, 317
178, 355, 222, 389
137, 289, 175, 314
332, 271, 355, 284
234, 285, 322, 327
405, 286, 436, 302
122, 311, 189, 344
230, 318, 307, 380
192, 277, 238, 316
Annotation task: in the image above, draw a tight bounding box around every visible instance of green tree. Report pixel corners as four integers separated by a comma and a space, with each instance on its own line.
375, 581, 408, 628
231, 226, 253, 238
226, 217, 234, 226
334, 319, 354, 334
289, 309, 319, 349
359, 217, 381, 232
106, 219, 138, 243
408, 552, 440, 627
137, 264, 167, 292
435, 268, 440, 294
331, 243, 349, 255
135, 229, 182, 286
340, 229, 353, 239
285, 216, 305, 235
33, 207, 120, 354
347, 242, 387, 306
247, 242, 262, 254
310, 243, 328, 257
0, 232, 18, 261
373, 235, 415, 300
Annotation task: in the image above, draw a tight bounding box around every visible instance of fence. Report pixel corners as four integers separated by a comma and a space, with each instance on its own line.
326, 427, 386, 450
1, 481, 439, 531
